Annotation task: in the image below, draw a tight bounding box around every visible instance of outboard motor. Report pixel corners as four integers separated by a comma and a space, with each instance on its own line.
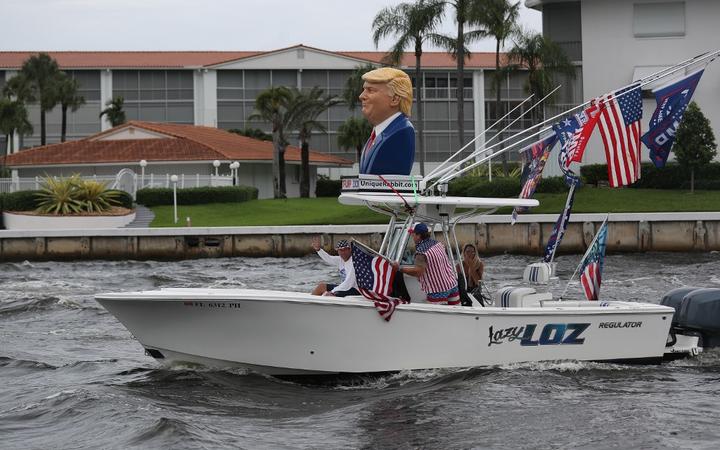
661, 287, 720, 353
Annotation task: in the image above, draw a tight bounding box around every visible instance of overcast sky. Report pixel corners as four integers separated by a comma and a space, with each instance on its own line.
3, 0, 541, 52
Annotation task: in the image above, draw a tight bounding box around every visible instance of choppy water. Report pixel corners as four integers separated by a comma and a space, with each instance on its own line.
2, 252, 720, 449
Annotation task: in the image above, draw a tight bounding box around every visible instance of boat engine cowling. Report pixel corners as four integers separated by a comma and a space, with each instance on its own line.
660, 287, 702, 325
661, 287, 720, 348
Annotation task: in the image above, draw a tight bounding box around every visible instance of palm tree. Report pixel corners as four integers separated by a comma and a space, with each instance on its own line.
0, 99, 33, 155
372, 0, 445, 176
337, 116, 374, 163
20, 53, 61, 146
287, 87, 340, 198
56, 73, 86, 142
437, 0, 488, 146
342, 63, 377, 110
338, 117, 372, 164
506, 30, 576, 124
2, 73, 36, 151
100, 96, 126, 127
249, 86, 294, 198
476, 0, 519, 175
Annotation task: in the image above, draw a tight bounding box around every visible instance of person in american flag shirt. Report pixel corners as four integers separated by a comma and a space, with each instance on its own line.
392, 223, 460, 305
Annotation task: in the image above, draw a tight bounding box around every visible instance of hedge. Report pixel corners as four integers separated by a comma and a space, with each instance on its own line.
136, 185, 258, 206
448, 175, 568, 197
2, 190, 41, 211
581, 162, 720, 189
109, 189, 134, 209
316, 178, 342, 197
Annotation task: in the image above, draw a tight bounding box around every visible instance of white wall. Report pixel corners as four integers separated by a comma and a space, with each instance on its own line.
580, 0, 720, 164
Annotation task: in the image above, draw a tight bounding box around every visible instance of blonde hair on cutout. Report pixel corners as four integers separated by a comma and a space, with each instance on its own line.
362, 67, 413, 117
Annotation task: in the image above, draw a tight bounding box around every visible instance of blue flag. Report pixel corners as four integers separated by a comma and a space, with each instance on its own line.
542, 180, 578, 263
512, 134, 558, 224
641, 69, 704, 168
552, 116, 583, 186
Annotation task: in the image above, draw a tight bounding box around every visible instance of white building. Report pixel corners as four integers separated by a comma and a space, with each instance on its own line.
528, 0, 720, 165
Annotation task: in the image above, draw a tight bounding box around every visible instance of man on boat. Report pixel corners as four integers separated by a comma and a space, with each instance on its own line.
392, 223, 460, 305
358, 67, 415, 175
311, 238, 360, 297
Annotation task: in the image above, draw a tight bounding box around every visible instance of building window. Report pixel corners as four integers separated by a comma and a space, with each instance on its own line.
633, 2, 685, 38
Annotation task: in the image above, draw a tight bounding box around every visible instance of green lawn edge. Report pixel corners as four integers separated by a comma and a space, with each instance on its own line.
147, 188, 720, 227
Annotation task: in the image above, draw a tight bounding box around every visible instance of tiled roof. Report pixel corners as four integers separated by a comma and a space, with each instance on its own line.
2, 121, 353, 167
0, 51, 261, 69
0, 45, 506, 70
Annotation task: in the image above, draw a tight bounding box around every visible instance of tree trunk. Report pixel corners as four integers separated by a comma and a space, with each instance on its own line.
40, 108, 47, 146
279, 145, 287, 198
456, 20, 465, 147
272, 131, 282, 199
356, 145, 362, 164
495, 40, 509, 177
300, 139, 310, 198
415, 48, 425, 176
61, 105, 68, 143
691, 168, 695, 194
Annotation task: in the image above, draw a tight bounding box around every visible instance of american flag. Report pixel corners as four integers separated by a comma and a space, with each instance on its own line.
552, 117, 582, 187
415, 239, 457, 295
351, 241, 406, 321
579, 219, 608, 300
597, 84, 643, 187
512, 134, 558, 224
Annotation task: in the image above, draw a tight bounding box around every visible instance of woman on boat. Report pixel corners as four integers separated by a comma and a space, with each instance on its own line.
461, 244, 484, 294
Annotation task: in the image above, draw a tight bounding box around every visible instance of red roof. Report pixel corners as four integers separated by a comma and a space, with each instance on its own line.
0, 45, 506, 70
2, 121, 353, 167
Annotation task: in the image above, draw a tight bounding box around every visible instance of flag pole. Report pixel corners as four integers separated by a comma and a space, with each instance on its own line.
559, 214, 610, 300
429, 85, 562, 185
547, 181, 578, 264
432, 50, 720, 187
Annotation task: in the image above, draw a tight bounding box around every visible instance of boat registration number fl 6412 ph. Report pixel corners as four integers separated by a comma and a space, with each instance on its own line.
488, 323, 590, 347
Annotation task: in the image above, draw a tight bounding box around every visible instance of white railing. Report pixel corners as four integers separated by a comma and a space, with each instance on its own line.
0, 174, 235, 195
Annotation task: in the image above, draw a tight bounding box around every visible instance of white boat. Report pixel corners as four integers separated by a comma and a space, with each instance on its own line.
96, 179, 679, 376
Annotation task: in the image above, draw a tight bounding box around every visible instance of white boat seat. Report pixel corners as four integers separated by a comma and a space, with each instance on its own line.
495, 286, 552, 308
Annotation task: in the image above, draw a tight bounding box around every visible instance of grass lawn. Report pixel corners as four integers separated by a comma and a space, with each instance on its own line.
149, 188, 720, 227
150, 197, 389, 227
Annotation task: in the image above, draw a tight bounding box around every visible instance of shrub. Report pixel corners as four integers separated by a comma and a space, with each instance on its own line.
466, 177, 522, 198
3, 190, 42, 211
535, 176, 567, 193
136, 185, 258, 206
34, 175, 125, 214
580, 164, 608, 187
111, 190, 134, 209
315, 178, 342, 197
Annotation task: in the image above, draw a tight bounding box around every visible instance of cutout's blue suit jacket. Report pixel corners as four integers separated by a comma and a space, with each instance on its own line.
359, 114, 415, 175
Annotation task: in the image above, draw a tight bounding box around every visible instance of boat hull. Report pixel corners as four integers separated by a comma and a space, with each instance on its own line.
96, 288, 674, 375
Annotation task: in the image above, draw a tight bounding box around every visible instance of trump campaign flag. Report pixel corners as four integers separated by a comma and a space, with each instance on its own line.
351, 241, 407, 321
596, 84, 643, 187
641, 69, 704, 168
578, 219, 609, 300
512, 134, 558, 224
541, 179, 579, 263
552, 115, 585, 187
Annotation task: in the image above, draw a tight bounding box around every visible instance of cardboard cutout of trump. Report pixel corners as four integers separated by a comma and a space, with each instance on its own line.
358, 68, 415, 175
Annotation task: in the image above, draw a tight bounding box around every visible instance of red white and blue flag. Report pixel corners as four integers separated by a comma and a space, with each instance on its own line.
512, 134, 558, 224
414, 238, 458, 296
541, 180, 578, 263
578, 219, 609, 300
351, 241, 406, 321
641, 69, 704, 168
597, 84, 643, 187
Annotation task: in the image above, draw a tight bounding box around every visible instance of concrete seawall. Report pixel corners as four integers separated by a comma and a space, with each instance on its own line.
1, 212, 719, 261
